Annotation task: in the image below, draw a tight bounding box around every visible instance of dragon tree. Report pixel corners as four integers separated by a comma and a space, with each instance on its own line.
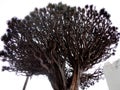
0, 2, 119, 90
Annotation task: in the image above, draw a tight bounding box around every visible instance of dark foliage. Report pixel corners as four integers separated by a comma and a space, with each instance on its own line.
0, 2, 119, 90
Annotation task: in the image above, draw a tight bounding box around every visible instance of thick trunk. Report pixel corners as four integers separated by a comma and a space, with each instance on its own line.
47, 46, 80, 90
48, 63, 80, 90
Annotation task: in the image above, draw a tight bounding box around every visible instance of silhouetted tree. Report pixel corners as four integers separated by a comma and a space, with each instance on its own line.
0, 2, 119, 90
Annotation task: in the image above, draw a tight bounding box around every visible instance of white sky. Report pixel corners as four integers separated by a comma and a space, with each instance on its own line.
0, 0, 120, 90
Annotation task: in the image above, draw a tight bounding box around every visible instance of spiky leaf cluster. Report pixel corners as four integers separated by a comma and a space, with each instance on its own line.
0, 3, 119, 89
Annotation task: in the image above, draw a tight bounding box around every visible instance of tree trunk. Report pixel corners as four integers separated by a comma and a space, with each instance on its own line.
69, 66, 80, 90
48, 63, 67, 90
48, 63, 80, 90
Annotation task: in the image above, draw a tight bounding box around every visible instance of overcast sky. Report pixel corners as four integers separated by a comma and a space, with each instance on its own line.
0, 0, 120, 90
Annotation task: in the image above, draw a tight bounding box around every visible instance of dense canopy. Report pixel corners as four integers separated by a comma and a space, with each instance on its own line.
0, 2, 119, 90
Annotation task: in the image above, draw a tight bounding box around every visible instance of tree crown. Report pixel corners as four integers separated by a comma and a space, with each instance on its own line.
0, 2, 119, 89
